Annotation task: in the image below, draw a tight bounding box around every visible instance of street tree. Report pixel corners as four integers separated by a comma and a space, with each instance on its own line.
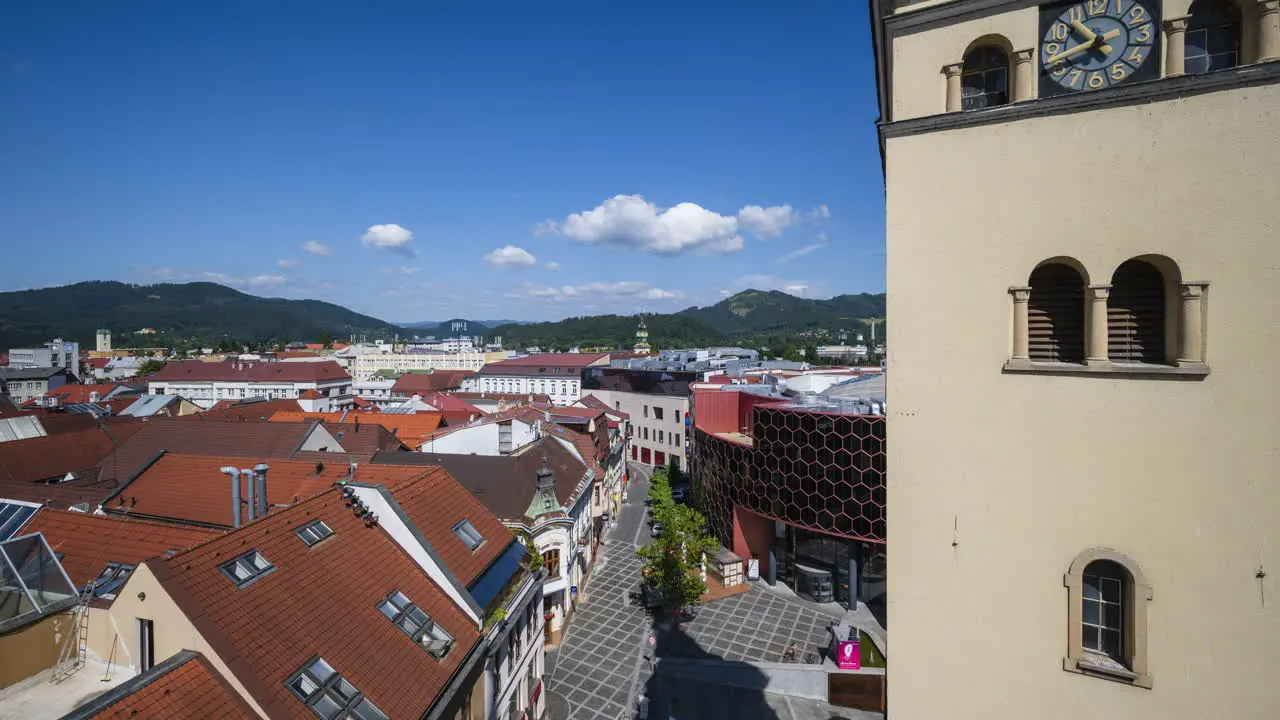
637, 469, 717, 615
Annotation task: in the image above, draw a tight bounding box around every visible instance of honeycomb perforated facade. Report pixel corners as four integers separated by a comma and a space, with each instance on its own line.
692, 404, 886, 549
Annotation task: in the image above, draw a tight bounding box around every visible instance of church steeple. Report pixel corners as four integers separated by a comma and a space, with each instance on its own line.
633, 311, 651, 353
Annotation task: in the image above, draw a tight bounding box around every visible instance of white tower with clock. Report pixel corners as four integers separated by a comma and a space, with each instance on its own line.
870, 0, 1280, 717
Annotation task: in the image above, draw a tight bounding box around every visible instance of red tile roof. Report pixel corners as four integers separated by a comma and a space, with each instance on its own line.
578, 393, 630, 420
0, 423, 147, 506
391, 370, 476, 395
486, 352, 609, 367
85, 651, 257, 720
147, 360, 350, 384
450, 391, 552, 405
269, 411, 442, 450
43, 384, 122, 404
21, 508, 221, 586
381, 467, 514, 586
85, 358, 111, 369
415, 392, 485, 416
149, 487, 482, 720
97, 418, 325, 485
297, 389, 324, 400
186, 398, 305, 422
104, 453, 437, 528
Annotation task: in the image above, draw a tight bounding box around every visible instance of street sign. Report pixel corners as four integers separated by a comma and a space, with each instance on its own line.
646, 634, 656, 647
570, 585, 578, 595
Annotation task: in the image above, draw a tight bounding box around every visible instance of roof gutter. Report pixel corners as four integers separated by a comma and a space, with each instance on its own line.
869, 0, 890, 180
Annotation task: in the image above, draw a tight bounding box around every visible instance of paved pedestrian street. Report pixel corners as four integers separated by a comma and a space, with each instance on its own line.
546, 464, 882, 720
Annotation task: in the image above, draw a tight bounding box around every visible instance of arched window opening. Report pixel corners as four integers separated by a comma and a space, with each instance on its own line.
1109, 260, 1166, 363
1028, 264, 1085, 363
961, 46, 1009, 110
1082, 560, 1127, 664
1186, 0, 1242, 74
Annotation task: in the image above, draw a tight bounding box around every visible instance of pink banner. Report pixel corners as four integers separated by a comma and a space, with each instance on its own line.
836, 639, 861, 670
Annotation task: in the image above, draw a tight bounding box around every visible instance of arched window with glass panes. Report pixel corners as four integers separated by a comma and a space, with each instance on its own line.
961, 46, 1009, 111
1185, 0, 1242, 74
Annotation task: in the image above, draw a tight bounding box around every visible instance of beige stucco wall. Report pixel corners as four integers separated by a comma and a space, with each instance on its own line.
103, 564, 270, 718
885, 84, 1280, 718
0, 612, 71, 689
585, 390, 690, 471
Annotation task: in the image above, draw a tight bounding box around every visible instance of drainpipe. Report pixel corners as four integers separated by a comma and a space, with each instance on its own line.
221, 467, 242, 528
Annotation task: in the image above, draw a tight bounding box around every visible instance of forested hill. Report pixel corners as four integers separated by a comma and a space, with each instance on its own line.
0, 281, 401, 348
490, 289, 885, 350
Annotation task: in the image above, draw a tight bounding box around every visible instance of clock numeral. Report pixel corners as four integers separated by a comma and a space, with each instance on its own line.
1044, 42, 1062, 59
1066, 69, 1083, 87
1132, 23, 1152, 44
1050, 61, 1069, 77
1127, 46, 1147, 65
1068, 5, 1084, 22
1127, 5, 1148, 25
1113, 0, 1128, 14
1087, 0, 1107, 15
1110, 62, 1129, 80
1052, 22, 1069, 40
1088, 72, 1106, 88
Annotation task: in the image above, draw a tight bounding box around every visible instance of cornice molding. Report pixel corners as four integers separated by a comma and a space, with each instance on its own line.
881, 61, 1280, 139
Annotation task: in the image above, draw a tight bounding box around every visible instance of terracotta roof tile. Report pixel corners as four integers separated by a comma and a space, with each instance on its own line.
151, 488, 481, 719
98, 418, 326, 486
0, 423, 146, 506
187, 398, 305, 422
104, 453, 436, 528
269, 412, 441, 450
449, 391, 552, 405
578, 393, 630, 419
374, 436, 590, 524
147, 360, 350, 384
43, 384, 123, 404
381, 467, 514, 586
85, 651, 257, 720
21, 508, 221, 586
391, 370, 476, 395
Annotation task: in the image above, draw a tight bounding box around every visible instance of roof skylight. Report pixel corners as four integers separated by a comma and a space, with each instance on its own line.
219, 550, 274, 588
452, 519, 484, 551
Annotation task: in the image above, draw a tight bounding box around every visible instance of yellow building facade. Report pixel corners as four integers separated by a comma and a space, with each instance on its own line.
873, 0, 1279, 716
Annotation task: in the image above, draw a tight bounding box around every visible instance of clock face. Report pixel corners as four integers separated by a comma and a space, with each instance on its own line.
1039, 0, 1161, 96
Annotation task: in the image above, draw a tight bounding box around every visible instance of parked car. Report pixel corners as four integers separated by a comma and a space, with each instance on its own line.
650, 522, 664, 538
671, 487, 687, 503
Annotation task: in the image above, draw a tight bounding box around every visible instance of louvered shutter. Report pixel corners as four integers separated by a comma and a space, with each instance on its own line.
1108, 261, 1165, 363
1028, 264, 1085, 363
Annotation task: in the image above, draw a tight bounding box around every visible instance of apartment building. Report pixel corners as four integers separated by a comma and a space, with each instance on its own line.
146, 359, 353, 410
0, 367, 71, 404
462, 353, 611, 407
351, 348, 508, 381
873, 0, 1279, 716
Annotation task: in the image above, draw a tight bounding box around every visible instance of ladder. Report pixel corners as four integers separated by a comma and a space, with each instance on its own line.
51, 582, 94, 684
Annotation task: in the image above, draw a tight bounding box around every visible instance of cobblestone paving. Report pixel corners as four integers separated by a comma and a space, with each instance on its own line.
547, 464, 877, 720
548, 539, 648, 720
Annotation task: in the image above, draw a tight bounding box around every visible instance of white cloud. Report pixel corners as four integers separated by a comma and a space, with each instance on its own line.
778, 233, 829, 264
737, 204, 796, 238
202, 272, 286, 291
513, 281, 682, 304
560, 195, 743, 255
484, 245, 538, 267
807, 204, 831, 220
277, 258, 300, 268
532, 219, 560, 237
544, 261, 561, 270
302, 240, 331, 256
361, 224, 415, 256
380, 266, 422, 275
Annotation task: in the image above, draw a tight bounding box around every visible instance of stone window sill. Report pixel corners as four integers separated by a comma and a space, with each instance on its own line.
1064, 654, 1153, 689
1003, 359, 1209, 378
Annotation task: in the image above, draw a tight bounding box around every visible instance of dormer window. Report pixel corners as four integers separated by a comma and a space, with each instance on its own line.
378, 590, 454, 659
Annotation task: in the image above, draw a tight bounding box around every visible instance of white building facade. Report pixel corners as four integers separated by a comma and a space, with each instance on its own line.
352, 349, 509, 381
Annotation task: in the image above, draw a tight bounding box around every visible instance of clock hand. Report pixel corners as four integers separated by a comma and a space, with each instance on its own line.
1070, 20, 1114, 55
1044, 29, 1122, 66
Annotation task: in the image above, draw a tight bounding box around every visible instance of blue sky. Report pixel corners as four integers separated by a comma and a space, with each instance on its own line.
0, 1, 884, 323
